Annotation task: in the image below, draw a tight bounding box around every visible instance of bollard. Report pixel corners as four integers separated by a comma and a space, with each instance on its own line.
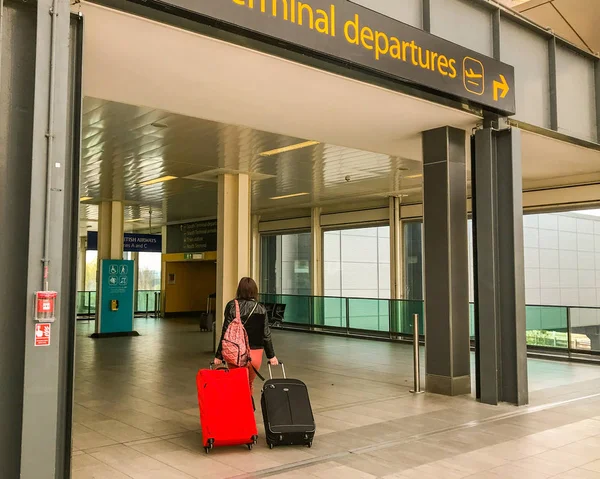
410, 313, 424, 394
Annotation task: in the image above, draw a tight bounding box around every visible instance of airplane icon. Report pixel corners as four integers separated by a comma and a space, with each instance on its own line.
463, 57, 485, 96
465, 68, 483, 86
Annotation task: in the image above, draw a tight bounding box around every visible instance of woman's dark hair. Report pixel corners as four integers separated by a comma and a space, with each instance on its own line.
236, 277, 258, 300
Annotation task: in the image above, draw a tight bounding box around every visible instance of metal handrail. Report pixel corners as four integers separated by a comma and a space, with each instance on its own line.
258, 293, 600, 358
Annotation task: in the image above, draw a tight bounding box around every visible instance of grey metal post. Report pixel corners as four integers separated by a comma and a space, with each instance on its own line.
567, 307, 572, 359
492, 8, 501, 60
473, 127, 528, 406
345, 297, 350, 334
595, 59, 600, 143
410, 314, 423, 394
548, 36, 558, 131
388, 300, 393, 340
422, 127, 471, 397
422, 0, 431, 32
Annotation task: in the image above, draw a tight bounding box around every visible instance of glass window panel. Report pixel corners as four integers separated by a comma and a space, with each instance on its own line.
260, 232, 311, 295
138, 252, 162, 291
85, 250, 98, 291
324, 226, 390, 299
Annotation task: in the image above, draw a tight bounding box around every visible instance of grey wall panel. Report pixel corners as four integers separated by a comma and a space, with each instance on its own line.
556, 46, 597, 142
430, 0, 492, 56
0, 2, 36, 476
351, 0, 422, 28
500, 18, 550, 128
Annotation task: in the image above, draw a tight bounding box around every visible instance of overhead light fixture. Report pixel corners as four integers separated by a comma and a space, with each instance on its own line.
139, 175, 177, 186
270, 192, 310, 200
404, 174, 423, 179
80, 196, 93, 202
125, 218, 145, 223
259, 141, 319, 157
151, 121, 168, 128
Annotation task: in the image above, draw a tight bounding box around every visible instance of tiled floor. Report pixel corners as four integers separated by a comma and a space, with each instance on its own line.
72, 318, 600, 478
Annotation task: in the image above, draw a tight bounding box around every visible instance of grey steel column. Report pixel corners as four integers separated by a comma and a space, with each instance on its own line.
20, 1, 81, 478
0, 2, 37, 476
423, 127, 471, 396
595, 59, 600, 143
473, 127, 528, 406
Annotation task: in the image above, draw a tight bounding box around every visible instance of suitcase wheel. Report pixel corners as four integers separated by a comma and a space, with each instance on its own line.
307, 441, 312, 448
269, 443, 274, 449
247, 444, 253, 450
252, 435, 258, 444
205, 439, 214, 453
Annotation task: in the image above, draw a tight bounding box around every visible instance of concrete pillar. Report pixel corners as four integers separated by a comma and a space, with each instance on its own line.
473, 127, 528, 406
311, 207, 323, 296
216, 174, 251, 347
97, 201, 124, 260
310, 207, 324, 326
251, 214, 261, 285
389, 197, 404, 335
423, 127, 471, 396
389, 196, 403, 300
95, 201, 124, 334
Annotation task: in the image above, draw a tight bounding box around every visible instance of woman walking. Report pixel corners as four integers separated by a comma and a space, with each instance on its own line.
214, 277, 278, 395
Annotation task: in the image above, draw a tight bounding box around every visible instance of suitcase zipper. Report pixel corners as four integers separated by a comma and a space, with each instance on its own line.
286, 389, 294, 425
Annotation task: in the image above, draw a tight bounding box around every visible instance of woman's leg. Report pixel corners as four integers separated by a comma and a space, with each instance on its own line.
247, 349, 264, 395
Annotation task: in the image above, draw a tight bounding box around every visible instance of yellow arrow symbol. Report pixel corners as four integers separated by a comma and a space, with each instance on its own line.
493, 74, 509, 101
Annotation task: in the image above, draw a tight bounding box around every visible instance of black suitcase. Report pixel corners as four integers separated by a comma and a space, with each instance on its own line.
199, 295, 215, 332
261, 363, 316, 449
199, 313, 213, 332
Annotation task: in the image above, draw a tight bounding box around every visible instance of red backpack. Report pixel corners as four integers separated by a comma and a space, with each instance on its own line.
221, 300, 256, 367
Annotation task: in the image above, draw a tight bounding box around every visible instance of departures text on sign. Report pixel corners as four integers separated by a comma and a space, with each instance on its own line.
233, 0, 458, 79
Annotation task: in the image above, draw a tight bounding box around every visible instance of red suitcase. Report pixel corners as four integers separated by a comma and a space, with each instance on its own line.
196, 365, 258, 453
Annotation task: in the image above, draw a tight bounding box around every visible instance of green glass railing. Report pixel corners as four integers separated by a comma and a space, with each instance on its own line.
76, 291, 97, 316
76, 290, 161, 317
259, 293, 423, 337
468, 304, 570, 349
260, 293, 600, 356
135, 290, 161, 315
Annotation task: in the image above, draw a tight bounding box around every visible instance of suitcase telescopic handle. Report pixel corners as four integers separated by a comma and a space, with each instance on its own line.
268, 362, 286, 380
209, 362, 229, 371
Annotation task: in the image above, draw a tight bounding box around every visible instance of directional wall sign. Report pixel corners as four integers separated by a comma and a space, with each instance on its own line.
166, 220, 218, 254
146, 0, 516, 115
87, 232, 162, 253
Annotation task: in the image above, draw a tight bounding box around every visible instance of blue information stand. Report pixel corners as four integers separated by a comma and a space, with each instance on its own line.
92, 260, 138, 338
